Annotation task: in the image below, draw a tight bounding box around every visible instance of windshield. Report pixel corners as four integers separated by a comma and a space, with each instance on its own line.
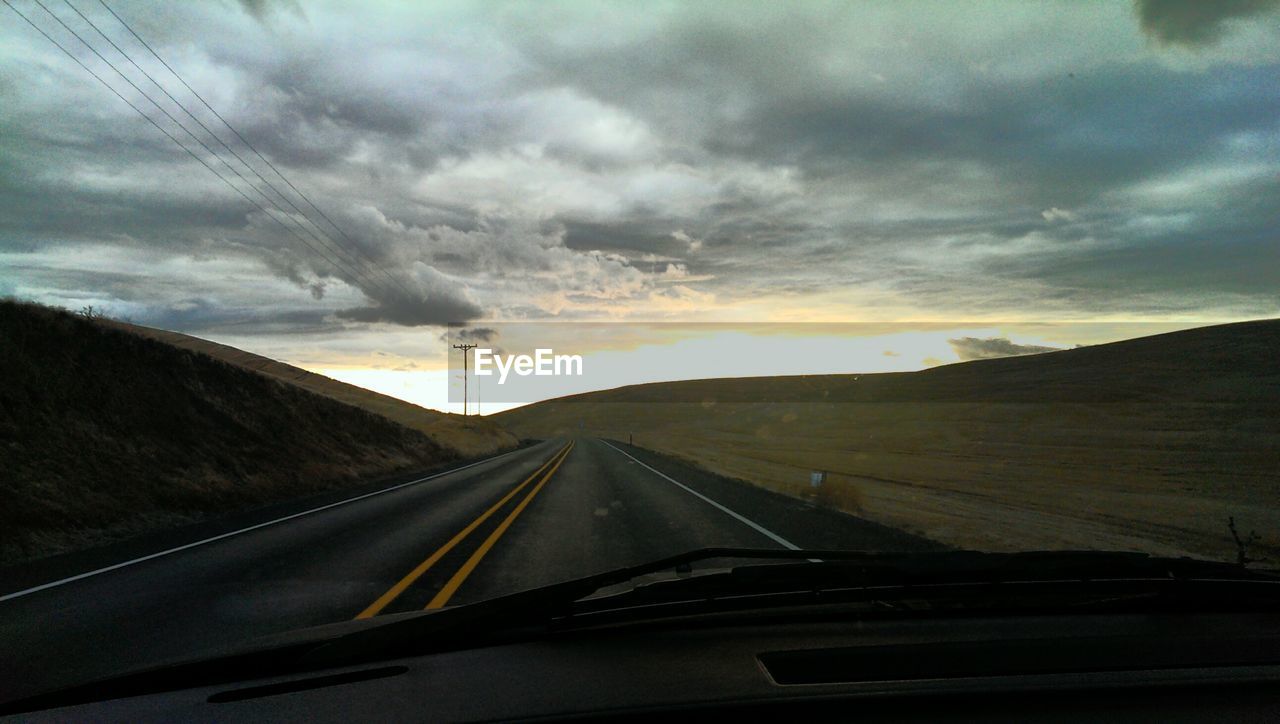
2, 0, 1278, 704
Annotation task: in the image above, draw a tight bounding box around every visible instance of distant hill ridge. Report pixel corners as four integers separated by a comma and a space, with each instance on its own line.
523, 318, 1280, 405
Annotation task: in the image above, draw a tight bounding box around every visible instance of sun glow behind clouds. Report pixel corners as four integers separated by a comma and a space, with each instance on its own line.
313, 328, 970, 413
306, 322, 1202, 413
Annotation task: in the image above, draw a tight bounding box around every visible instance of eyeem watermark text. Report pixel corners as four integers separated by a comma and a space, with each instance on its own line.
474, 348, 584, 384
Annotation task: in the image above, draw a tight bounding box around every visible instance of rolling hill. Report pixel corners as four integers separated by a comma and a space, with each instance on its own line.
0, 300, 515, 565
107, 320, 516, 458
497, 319, 1280, 562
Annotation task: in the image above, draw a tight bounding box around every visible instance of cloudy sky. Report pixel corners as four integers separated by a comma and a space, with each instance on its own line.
2, 0, 1278, 408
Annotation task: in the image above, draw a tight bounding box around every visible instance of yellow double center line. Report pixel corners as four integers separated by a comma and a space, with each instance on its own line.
356, 441, 574, 619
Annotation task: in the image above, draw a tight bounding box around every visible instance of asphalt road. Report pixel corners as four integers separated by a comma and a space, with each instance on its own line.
0, 437, 940, 703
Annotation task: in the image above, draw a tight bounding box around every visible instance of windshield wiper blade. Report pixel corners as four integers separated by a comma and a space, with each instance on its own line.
597, 548, 1275, 597
299, 548, 1274, 669
299, 548, 808, 668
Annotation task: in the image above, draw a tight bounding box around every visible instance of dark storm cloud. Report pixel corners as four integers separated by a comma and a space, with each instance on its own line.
1136, 0, 1280, 46
562, 219, 683, 256
335, 287, 482, 327
716, 65, 1277, 207
0, 168, 253, 243
449, 326, 498, 343
524, 10, 1275, 211
965, 172, 1280, 311
138, 300, 331, 335
0, 2, 492, 329
487, 3, 1279, 317
949, 337, 1062, 361
2, 0, 1279, 346
236, 0, 304, 23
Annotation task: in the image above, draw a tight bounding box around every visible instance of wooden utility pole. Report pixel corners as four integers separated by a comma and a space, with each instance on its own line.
452, 343, 477, 415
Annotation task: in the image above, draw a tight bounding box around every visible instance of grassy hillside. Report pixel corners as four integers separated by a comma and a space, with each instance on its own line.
0, 300, 506, 565
108, 322, 516, 458
498, 320, 1280, 562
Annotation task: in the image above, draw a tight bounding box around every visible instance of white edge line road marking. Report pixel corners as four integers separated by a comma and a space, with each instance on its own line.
599, 439, 805, 552
0, 445, 534, 603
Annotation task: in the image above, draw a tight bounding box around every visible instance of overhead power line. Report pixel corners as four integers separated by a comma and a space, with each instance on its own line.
34, 0, 396, 299
17, 0, 383, 295
92, 0, 418, 301
1, 0, 361, 284
60, 0, 391, 296
5, 0, 417, 303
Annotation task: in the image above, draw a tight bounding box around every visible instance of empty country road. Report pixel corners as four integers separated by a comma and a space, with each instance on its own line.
0, 437, 940, 703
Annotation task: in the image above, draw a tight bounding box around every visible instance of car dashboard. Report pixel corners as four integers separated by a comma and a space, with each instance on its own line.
11, 608, 1280, 721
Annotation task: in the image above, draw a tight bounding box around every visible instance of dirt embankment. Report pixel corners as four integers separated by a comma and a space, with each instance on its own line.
110, 321, 518, 458
0, 300, 512, 565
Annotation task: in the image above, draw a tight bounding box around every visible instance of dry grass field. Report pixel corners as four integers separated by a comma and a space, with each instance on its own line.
0, 301, 515, 565
110, 321, 516, 458
497, 320, 1280, 563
